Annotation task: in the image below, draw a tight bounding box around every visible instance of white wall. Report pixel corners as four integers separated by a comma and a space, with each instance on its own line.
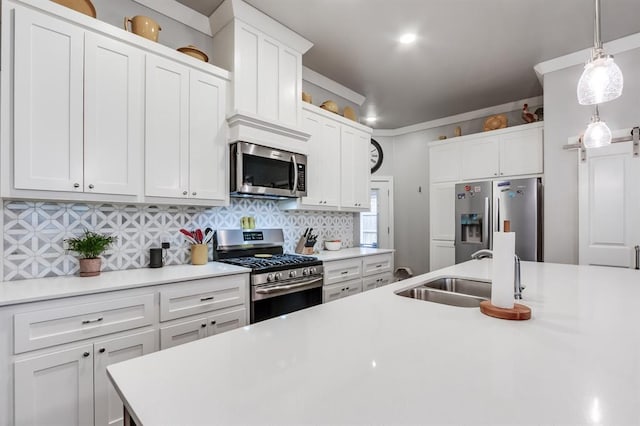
542, 45, 640, 264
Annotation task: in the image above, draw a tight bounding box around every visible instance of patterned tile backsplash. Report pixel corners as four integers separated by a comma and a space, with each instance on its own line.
3, 199, 354, 281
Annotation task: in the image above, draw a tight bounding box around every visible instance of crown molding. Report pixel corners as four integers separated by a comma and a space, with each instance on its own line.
302, 67, 366, 106
534, 31, 640, 82
372, 95, 543, 138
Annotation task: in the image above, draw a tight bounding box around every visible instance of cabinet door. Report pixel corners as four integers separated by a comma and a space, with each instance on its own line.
430, 183, 455, 240
159, 317, 207, 350
430, 240, 455, 271
499, 127, 543, 176
13, 7, 84, 192
460, 136, 500, 180
341, 279, 363, 298
362, 276, 378, 292
322, 284, 344, 303
341, 127, 370, 210
429, 143, 460, 183
374, 272, 394, 288
145, 55, 190, 198
208, 308, 246, 336
94, 330, 156, 426
301, 112, 341, 208
189, 70, 227, 201
14, 345, 94, 426
84, 32, 143, 196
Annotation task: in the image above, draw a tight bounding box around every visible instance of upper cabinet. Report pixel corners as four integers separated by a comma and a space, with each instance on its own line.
2, 0, 230, 205
209, 0, 313, 153
281, 104, 372, 212
430, 123, 543, 183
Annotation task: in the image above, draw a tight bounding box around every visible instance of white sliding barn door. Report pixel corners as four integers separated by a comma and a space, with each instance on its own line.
579, 141, 640, 267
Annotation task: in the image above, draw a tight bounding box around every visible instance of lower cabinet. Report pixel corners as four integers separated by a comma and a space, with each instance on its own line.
14, 329, 156, 426
430, 240, 455, 271
159, 307, 246, 350
323, 279, 362, 303
362, 272, 394, 291
7, 272, 250, 426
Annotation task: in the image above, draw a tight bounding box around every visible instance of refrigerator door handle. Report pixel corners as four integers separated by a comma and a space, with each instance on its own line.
495, 197, 501, 232
483, 197, 490, 248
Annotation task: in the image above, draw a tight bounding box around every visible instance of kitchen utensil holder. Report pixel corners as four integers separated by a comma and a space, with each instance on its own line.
294, 236, 314, 255
191, 244, 208, 265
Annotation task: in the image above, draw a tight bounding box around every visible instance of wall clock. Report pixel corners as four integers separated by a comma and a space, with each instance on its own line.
370, 138, 383, 173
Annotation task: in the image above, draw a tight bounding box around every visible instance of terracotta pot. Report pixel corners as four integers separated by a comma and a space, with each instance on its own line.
79, 258, 102, 277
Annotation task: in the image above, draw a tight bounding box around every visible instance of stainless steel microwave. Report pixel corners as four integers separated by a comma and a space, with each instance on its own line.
230, 142, 307, 199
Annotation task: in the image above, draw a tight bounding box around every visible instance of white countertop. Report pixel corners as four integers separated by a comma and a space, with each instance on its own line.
0, 262, 250, 306
107, 260, 640, 425
311, 247, 394, 261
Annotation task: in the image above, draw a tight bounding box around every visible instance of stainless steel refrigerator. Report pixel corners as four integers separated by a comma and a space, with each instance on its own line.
454, 177, 543, 263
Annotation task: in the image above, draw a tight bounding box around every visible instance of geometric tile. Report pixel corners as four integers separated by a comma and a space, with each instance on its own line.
3, 199, 354, 281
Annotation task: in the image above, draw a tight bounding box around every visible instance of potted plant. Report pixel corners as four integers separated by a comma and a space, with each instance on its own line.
65, 229, 116, 277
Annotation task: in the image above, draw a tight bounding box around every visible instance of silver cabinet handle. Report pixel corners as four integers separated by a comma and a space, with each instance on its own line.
211, 320, 216, 325
183, 191, 188, 195
88, 184, 94, 189
82, 317, 103, 324
99, 348, 105, 353
341, 271, 349, 275
192, 192, 197, 196
635, 245, 640, 270
83, 351, 90, 357
201, 323, 207, 328
73, 183, 80, 188
200, 296, 214, 302
375, 264, 382, 268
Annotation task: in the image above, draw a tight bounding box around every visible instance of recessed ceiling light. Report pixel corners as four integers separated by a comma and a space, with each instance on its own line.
399, 33, 417, 44
365, 116, 377, 123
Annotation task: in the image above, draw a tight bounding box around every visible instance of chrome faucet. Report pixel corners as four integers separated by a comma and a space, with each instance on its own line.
470, 250, 524, 300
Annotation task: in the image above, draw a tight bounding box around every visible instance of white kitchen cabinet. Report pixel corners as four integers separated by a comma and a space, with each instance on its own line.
323, 258, 363, 286
12, 7, 143, 197
499, 127, 543, 176
430, 183, 455, 241
341, 127, 371, 211
429, 143, 460, 183
12, 7, 84, 193
430, 240, 455, 271
429, 123, 543, 183
362, 272, 393, 291
93, 330, 156, 426
299, 110, 341, 208
145, 54, 227, 203
323, 279, 362, 303
460, 136, 500, 180
14, 344, 94, 426
83, 32, 144, 196
160, 307, 246, 350
281, 105, 372, 212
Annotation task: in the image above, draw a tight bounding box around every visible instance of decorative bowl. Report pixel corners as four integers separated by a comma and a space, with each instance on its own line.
320, 100, 339, 114
177, 45, 208, 62
325, 240, 342, 251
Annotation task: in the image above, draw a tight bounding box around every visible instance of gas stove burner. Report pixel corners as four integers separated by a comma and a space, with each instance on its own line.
220, 254, 319, 271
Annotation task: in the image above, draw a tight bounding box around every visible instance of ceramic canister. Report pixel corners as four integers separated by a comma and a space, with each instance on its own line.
124, 15, 161, 42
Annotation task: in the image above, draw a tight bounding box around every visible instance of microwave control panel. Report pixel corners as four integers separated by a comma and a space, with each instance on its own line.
296, 164, 306, 191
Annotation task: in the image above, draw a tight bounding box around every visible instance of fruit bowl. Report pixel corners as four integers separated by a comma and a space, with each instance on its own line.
324, 240, 342, 251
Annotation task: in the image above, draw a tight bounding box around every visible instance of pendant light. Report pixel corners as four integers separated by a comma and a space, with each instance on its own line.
583, 105, 612, 148
576, 0, 623, 105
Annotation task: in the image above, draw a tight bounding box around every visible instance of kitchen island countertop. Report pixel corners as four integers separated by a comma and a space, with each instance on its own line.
107, 260, 640, 425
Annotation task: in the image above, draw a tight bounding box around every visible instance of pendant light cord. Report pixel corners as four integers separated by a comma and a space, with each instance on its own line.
594, 0, 602, 50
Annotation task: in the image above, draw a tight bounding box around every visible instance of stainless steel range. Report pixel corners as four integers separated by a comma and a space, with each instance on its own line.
213, 229, 323, 323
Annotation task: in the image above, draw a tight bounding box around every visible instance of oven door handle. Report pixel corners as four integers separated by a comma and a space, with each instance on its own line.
256, 276, 323, 294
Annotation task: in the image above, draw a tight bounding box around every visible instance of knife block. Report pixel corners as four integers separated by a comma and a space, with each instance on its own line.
294, 236, 314, 255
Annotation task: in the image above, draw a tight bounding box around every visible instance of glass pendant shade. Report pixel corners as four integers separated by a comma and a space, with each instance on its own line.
577, 54, 624, 105
583, 117, 612, 148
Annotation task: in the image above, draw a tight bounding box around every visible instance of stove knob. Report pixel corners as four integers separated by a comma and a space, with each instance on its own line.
310, 267, 317, 275
302, 268, 309, 276
275, 272, 283, 281
267, 273, 274, 283
289, 270, 297, 278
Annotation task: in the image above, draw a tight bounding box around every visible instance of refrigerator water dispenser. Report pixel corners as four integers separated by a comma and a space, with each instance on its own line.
460, 214, 484, 243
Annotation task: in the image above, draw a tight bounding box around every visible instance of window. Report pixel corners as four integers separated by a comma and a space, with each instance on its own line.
360, 190, 378, 247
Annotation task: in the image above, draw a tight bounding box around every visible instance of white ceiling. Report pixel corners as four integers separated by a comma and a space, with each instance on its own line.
177, 0, 640, 129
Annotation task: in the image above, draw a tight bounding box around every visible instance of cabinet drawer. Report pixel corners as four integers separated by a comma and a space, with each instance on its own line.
209, 307, 246, 335
362, 254, 393, 277
160, 317, 207, 350
363, 272, 394, 290
14, 294, 154, 354
323, 258, 362, 285
160, 275, 247, 322
323, 279, 362, 303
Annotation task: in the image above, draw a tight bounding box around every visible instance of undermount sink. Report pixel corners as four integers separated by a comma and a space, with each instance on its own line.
395, 277, 491, 308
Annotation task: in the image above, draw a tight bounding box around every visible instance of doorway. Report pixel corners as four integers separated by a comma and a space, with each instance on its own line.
359, 177, 394, 249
